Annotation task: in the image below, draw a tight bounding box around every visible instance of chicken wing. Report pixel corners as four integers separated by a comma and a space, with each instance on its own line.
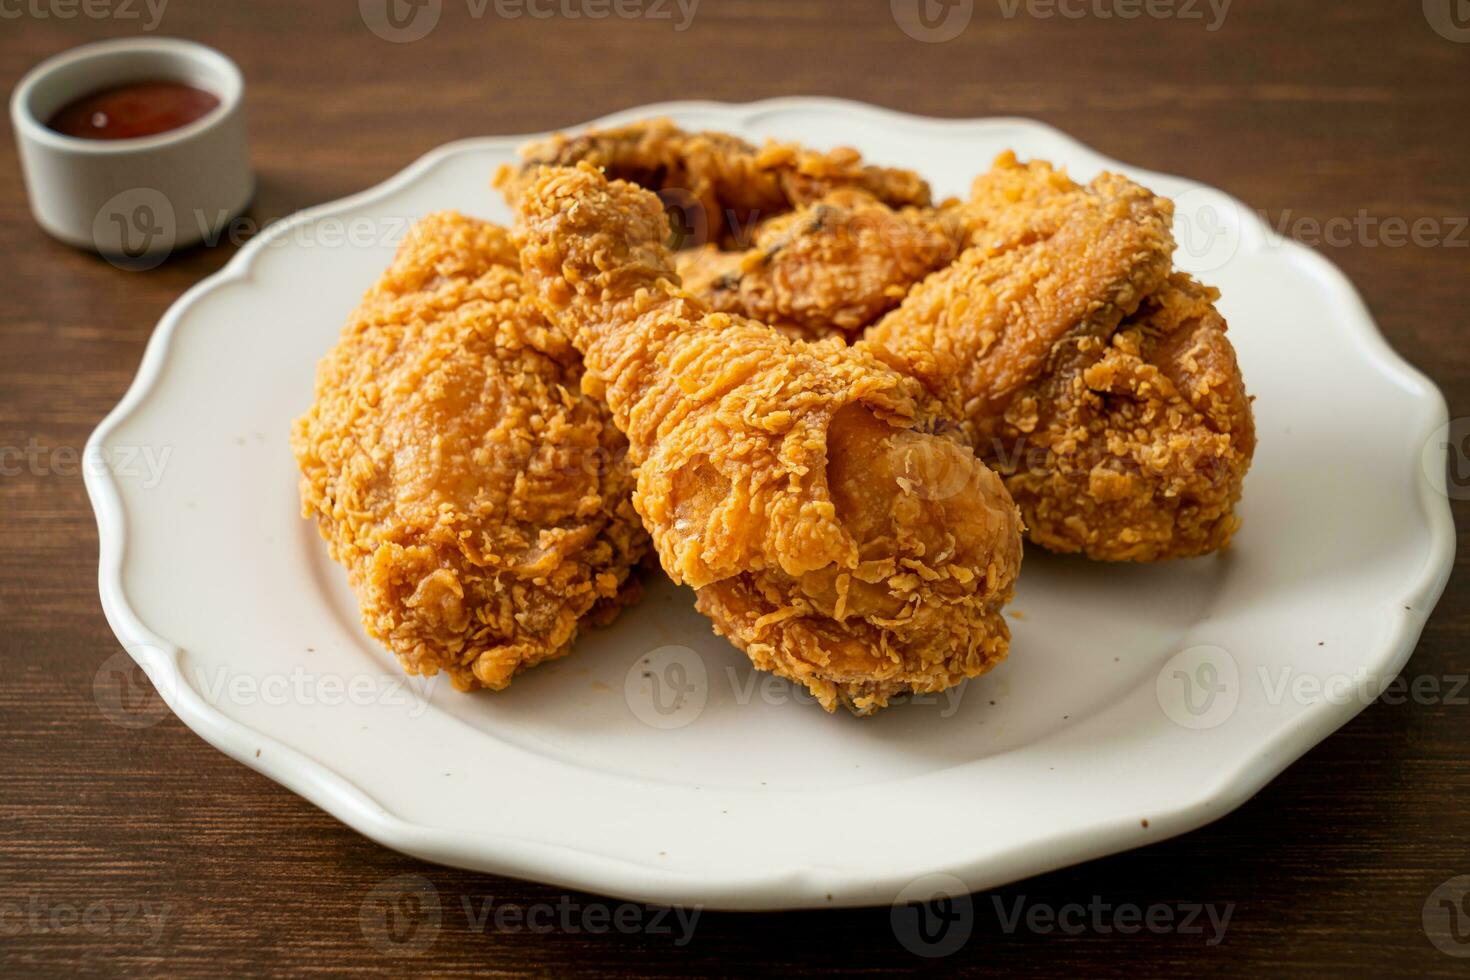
674, 189, 964, 340
291, 212, 648, 691
514, 164, 1023, 714
867, 153, 1255, 561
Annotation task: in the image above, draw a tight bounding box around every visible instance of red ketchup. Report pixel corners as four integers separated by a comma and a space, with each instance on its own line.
46, 81, 220, 141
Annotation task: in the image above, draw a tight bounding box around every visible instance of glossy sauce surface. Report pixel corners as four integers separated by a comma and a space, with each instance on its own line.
46, 81, 220, 141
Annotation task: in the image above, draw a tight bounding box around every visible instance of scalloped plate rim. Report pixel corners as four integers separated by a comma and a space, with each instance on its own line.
83, 96, 1456, 910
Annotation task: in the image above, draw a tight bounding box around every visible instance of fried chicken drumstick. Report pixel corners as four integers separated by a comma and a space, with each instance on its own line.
867, 153, 1255, 561
514, 164, 1023, 714
292, 212, 647, 690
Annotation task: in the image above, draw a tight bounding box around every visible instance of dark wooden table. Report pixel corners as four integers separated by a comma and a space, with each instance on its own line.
3, 1, 1467, 975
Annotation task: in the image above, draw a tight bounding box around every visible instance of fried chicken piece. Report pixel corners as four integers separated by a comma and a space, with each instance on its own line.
673, 189, 964, 340
1000, 273, 1256, 558
870, 155, 1177, 424
515, 164, 1022, 714
495, 118, 933, 248
291, 212, 647, 691
868, 153, 1255, 561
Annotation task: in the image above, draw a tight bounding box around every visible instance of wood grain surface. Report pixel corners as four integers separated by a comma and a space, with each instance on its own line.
2, 1, 1467, 975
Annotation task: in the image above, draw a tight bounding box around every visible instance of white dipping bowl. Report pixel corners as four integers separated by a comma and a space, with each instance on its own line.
10, 38, 252, 260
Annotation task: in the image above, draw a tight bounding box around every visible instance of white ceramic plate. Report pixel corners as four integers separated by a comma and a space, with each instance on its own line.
85, 98, 1456, 911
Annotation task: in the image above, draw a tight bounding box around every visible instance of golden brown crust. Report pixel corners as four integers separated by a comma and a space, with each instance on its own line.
515, 164, 1022, 714
674, 190, 964, 338
997, 273, 1256, 560
867, 153, 1255, 561
291, 212, 647, 691
495, 118, 933, 248
867, 153, 1178, 428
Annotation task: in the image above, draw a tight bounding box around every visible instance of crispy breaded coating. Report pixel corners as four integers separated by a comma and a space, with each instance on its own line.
291, 212, 647, 691
999, 274, 1256, 559
868, 153, 1255, 561
515, 164, 1023, 714
869, 154, 1177, 426
674, 189, 964, 339
495, 118, 933, 248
